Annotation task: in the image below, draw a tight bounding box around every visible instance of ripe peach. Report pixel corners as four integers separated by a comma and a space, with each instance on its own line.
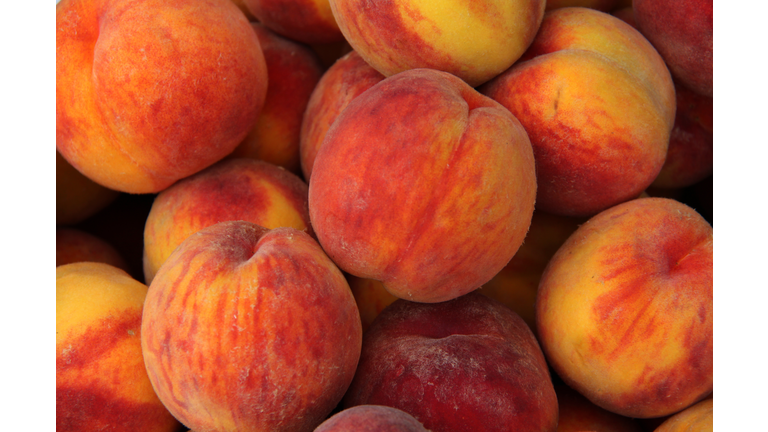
142, 158, 313, 285
480, 7, 675, 217
56, 0, 268, 193
228, 23, 324, 174
653, 398, 713, 432
478, 210, 583, 332
328, 0, 546, 87
299, 50, 385, 181
633, 0, 712, 97
315, 405, 429, 432
243, 0, 345, 44
56, 228, 129, 272
141, 221, 362, 432
56, 262, 180, 432
341, 292, 559, 432
308, 68, 537, 303
56, 150, 118, 226
536, 197, 713, 418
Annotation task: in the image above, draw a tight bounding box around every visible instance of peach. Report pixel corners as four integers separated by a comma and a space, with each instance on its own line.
314, 405, 429, 432
308, 68, 537, 303
536, 197, 713, 418
555, 384, 644, 432
633, 0, 712, 97
56, 262, 180, 432
341, 292, 559, 432
328, 0, 546, 87
56, 0, 268, 193
227, 23, 324, 175
56, 228, 129, 272
653, 398, 713, 432
243, 0, 345, 44
56, 150, 119, 226
347, 275, 398, 333
141, 221, 362, 432
299, 50, 385, 181
478, 210, 583, 332
480, 7, 675, 217
143, 158, 313, 285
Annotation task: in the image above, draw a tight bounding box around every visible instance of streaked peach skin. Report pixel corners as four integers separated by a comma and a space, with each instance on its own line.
243, 0, 345, 44
57, 228, 129, 272
228, 23, 324, 175
536, 197, 713, 418
328, 0, 546, 87
56, 0, 268, 193
633, 0, 712, 97
480, 7, 674, 217
299, 50, 385, 181
57, 150, 119, 226
654, 398, 713, 432
478, 210, 583, 332
315, 405, 429, 432
308, 68, 537, 303
555, 384, 644, 432
142, 158, 313, 285
341, 292, 558, 432
141, 221, 362, 432
56, 262, 181, 432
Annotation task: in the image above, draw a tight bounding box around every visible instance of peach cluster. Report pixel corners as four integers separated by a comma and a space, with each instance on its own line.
57, 0, 714, 430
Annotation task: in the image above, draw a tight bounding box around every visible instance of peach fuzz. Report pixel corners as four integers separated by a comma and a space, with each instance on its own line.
142, 158, 313, 285
243, 0, 344, 44
554, 384, 644, 432
480, 7, 675, 217
477, 210, 584, 332
633, 0, 712, 97
654, 398, 713, 432
56, 262, 180, 432
314, 405, 429, 432
56, 150, 119, 226
536, 197, 713, 418
57, 228, 129, 272
141, 221, 362, 432
227, 23, 324, 175
341, 292, 558, 432
56, 0, 268, 193
308, 68, 537, 303
299, 50, 385, 181
328, 0, 546, 87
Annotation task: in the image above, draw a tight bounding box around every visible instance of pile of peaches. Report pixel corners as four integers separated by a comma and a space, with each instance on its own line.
56, 0, 713, 430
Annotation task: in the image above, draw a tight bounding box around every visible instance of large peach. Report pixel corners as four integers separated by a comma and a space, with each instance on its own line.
243, 0, 345, 44
56, 0, 268, 193
480, 7, 675, 217
56, 150, 119, 226
56, 262, 180, 432
227, 23, 324, 175
141, 221, 362, 432
341, 292, 559, 432
142, 158, 313, 285
328, 0, 546, 87
633, 0, 712, 97
308, 68, 537, 303
536, 197, 713, 418
299, 50, 385, 181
